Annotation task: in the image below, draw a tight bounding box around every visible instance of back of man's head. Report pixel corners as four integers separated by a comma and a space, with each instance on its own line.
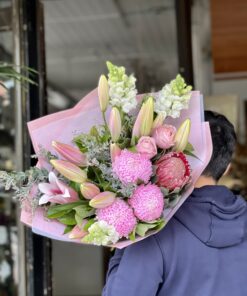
203, 111, 237, 181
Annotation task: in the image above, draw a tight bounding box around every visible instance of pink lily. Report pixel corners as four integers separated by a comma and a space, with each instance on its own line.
38, 172, 79, 205
110, 143, 121, 163
68, 220, 88, 239
80, 182, 100, 199
52, 141, 87, 166
50, 159, 87, 183
89, 191, 116, 209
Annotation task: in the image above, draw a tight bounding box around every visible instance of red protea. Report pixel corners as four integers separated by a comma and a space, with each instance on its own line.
155, 152, 191, 191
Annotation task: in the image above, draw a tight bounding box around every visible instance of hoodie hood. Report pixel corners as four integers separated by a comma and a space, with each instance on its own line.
175, 186, 247, 248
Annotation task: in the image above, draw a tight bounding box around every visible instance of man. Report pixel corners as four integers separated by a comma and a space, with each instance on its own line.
103, 111, 247, 296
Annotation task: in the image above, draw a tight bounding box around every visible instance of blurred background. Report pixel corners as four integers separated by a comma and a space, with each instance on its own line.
0, 0, 246, 295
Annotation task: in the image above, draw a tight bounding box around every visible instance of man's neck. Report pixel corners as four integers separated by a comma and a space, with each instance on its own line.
194, 175, 217, 188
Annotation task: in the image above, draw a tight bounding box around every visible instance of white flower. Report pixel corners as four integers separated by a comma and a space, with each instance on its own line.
154, 75, 192, 119
107, 62, 138, 113
82, 221, 119, 246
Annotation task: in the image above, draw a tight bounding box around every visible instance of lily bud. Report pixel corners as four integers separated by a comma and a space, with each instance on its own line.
52, 141, 87, 166
109, 107, 122, 142
140, 97, 154, 137
152, 114, 165, 130
174, 119, 191, 152
80, 182, 100, 199
98, 75, 109, 112
110, 143, 121, 163
89, 191, 116, 209
68, 221, 88, 239
50, 159, 87, 183
131, 104, 145, 145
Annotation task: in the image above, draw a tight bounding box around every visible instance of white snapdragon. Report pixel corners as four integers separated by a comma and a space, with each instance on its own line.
107, 62, 138, 113
154, 75, 192, 119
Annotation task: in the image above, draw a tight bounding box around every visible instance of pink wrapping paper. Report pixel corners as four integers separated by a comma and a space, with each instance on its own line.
21, 90, 212, 249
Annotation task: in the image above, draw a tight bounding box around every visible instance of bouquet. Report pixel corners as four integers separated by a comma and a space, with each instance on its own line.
0, 62, 212, 248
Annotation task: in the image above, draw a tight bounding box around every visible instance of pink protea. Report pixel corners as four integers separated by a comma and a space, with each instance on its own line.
112, 149, 153, 184
129, 184, 164, 222
96, 199, 137, 238
155, 152, 191, 191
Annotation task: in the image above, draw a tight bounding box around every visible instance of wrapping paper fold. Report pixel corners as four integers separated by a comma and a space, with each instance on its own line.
21, 90, 212, 249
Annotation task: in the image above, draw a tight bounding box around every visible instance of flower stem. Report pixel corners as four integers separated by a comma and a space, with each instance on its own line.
102, 112, 108, 127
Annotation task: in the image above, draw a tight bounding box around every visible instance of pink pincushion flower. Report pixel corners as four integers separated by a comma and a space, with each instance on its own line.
112, 149, 153, 184
136, 136, 157, 159
155, 152, 191, 191
129, 184, 164, 222
152, 124, 176, 149
96, 199, 137, 238
38, 172, 79, 205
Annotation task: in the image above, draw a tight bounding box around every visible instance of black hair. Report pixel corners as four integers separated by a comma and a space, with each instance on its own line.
202, 111, 237, 181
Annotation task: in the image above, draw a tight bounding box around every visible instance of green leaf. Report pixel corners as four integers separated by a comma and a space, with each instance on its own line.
168, 196, 180, 208
74, 205, 95, 219
90, 126, 99, 138
136, 223, 157, 237
160, 187, 169, 196
83, 218, 95, 231
75, 213, 82, 226
135, 219, 166, 237
100, 131, 111, 143
129, 228, 136, 241
58, 211, 77, 225
185, 142, 194, 152
184, 149, 201, 160
63, 225, 74, 234
128, 146, 137, 152
69, 181, 82, 193
47, 201, 86, 219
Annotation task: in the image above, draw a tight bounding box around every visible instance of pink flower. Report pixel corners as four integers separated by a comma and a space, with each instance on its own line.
89, 191, 116, 209
52, 141, 87, 167
155, 152, 191, 191
136, 136, 157, 159
152, 124, 176, 149
38, 172, 79, 205
129, 184, 164, 222
112, 149, 153, 184
68, 220, 88, 239
80, 182, 100, 199
96, 199, 137, 238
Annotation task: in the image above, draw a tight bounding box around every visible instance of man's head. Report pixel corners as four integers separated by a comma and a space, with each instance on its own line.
202, 111, 237, 181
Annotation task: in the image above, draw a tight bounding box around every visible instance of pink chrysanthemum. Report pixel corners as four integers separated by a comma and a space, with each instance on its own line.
96, 199, 137, 238
112, 149, 153, 184
129, 184, 164, 222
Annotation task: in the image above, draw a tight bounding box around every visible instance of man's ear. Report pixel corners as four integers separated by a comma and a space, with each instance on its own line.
223, 164, 231, 176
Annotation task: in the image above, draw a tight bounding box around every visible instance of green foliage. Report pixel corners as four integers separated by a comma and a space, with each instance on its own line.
74, 205, 95, 220
58, 211, 77, 225
0, 167, 48, 201
63, 225, 74, 234
83, 218, 96, 231
184, 142, 200, 160
135, 219, 166, 237
46, 201, 87, 219
0, 62, 38, 88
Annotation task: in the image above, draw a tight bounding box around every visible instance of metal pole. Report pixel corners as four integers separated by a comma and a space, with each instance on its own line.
175, 0, 194, 86
13, 0, 52, 295
12, 0, 27, 295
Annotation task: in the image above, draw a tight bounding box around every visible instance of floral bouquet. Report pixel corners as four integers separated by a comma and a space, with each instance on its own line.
0, 62, 212, 248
